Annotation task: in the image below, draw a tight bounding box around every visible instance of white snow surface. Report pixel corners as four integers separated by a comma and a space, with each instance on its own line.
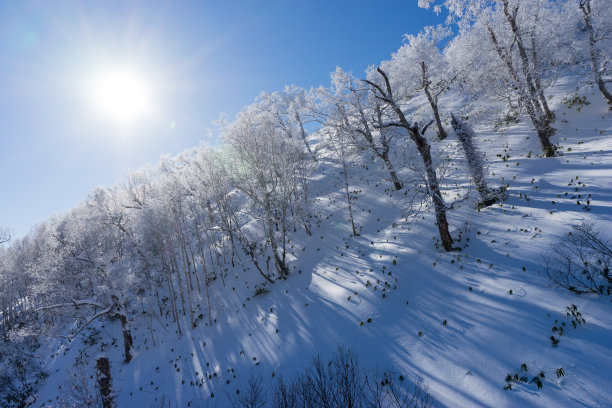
32, 77, 612, 407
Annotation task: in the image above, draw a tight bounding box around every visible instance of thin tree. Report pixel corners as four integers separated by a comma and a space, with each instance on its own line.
364, 67, 455, 251
580, 0, 612, 107
330, 69, 404, 191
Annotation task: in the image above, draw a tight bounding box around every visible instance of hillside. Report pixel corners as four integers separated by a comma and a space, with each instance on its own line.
23, 76, 612, 408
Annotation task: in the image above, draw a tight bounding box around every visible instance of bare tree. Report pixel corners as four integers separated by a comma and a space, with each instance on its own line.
544, 222, 612, 295
270, 346, 433, 408
229, 376, 267, 408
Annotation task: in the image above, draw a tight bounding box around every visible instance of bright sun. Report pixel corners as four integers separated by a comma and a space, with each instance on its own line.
92, 70, 151, 125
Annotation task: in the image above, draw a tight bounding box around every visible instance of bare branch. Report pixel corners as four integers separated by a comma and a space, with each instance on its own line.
421, 120, 435, 135
361, 78, 391, 103
0, 227, 10, 245
34, 299, 108, 313
62, 306, 113, 340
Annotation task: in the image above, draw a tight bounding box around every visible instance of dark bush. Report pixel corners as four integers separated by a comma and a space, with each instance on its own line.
544, 222, 612, 295
267, 346, 432, 408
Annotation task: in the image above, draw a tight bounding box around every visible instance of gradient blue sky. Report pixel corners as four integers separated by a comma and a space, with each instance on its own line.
0, 1, 442, 238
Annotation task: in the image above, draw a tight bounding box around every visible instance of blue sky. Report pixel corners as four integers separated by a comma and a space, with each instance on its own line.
0, 0, 442, 238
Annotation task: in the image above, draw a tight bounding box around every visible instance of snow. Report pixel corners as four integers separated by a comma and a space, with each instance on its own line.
29, 77, 612, 407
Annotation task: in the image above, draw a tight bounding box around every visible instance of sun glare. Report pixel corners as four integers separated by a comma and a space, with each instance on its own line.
92, 70, 151, 124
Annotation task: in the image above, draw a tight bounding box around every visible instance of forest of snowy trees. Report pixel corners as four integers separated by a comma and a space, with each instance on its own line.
1, 0, 611, 406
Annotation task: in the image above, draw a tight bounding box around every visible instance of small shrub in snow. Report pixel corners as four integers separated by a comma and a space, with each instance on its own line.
254, 287, 269, 297
544, 222, 612, 295
556, 368, 566, 379
229, 376, 266, 408
550, 305, 586, 347
0, 335, 47, 408
504, 363, 545, 391
269, 346, 432, 408
55, 364, 101, 408
565, 304, 586, 329
561, 94, 591, 112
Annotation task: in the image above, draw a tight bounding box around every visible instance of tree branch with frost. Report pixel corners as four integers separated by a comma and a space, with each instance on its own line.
33, 297, 134, 362
34, 301, 113, 339
420, 119, 436, 135
35, 299, 108, 312
61, 306, 113, 340
0, 227, 11, 245
326, 69, 404, 191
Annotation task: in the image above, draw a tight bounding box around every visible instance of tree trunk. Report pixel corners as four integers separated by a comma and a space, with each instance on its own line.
351, 107, 403, 191
204, 269, 214, 327
118, 313, 133, 364
421, 61, 448, 140
451, 113, 500, 206
162, 254, 182, 336
528, 8, 554, 122
95, 356, 116, 408
581, 0, 612, 107
170, 253, 186, 317
342, 160, 358, 236
232, 217, 276, 284
268, 220, 289, 279
111, 296, 133, 363
487, 24, 555, 157
536, 123, 556, 157
296, 112, 317, 161
382, 154, 403, 191
501, 1, 556, 156
252, 255, 275, 284
415, 135, 454, 251
364, 67, 454, 251
529, 36, 554, 121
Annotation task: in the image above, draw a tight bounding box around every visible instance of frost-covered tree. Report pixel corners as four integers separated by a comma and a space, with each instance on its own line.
188, 148, 241, 275
260, 85, 319, 161
132, 179, 187, 335
155, 166, 201, 329
387, 25, 455, 140
34, 194, 137, 362
223, 100, 313, 281
328, 68, 404, 191
323, 126, 360, 237
0, 227, 10, 245
579, 0, 612, 106
309, 83, 373, 237
420, 0, 570, 156
450, 113, 500, 206
363, 67, 455, 251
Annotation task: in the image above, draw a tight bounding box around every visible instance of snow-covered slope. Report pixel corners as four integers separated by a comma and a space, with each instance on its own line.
32, 77, 612, 408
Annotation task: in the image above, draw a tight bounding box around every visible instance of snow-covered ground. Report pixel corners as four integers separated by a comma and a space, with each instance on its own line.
31, 77, 612, 407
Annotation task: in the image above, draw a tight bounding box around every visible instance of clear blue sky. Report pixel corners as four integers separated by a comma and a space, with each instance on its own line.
0, 0, 442, 238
